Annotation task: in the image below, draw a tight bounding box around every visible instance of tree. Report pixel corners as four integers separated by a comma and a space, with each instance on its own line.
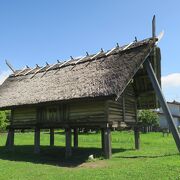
0, 111, 10, 131
138, 110, 159, 129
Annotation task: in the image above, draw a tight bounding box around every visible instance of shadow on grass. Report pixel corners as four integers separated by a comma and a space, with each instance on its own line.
117, 153, 179, 159
43, 131, 100, 135
0, 145, 130, 167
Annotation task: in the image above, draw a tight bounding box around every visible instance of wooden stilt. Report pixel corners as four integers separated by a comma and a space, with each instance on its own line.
50, 128, 54, 146
34, 127, 40, 153
6, 129, 14, 150
103, 127, 112, 159
5, 131, 10, 147
101, 128, 105, 151
65, 128, 72, 157
134, 127, 140, 150
73, 128, 78, 149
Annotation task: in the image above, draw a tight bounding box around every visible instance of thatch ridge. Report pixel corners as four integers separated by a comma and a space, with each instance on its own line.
11, 38, 156, 77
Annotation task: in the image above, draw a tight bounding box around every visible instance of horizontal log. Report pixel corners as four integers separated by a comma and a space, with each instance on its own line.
125, 97, 136, 103
72, 107, 104, 111
70, 112, 103, 116
109, 112, 122, 117
108, 108, 123, 113
70, 110, 105, 115
124, 109, 136, 114
125, 116, 136, 120
12, 121, 37, 125
109, 114, 122, 119
69, 115, 105, 121
13, 116, 36, 119
70, 103, 104, 108
14, 110, 36, 114
108, 104, 123, 109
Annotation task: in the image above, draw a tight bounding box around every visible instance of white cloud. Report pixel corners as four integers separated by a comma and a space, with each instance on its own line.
161, 73, 180, 102
0, 70, 11, 85
162, 73, 180, 88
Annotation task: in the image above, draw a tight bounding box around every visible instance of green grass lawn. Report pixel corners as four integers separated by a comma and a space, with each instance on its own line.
0, 131, 179, 180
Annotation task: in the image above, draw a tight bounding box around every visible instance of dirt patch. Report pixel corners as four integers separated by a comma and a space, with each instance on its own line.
78, 160, 108, 168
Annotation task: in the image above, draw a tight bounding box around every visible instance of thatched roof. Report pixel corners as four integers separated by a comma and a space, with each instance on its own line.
0, 38, 157, 109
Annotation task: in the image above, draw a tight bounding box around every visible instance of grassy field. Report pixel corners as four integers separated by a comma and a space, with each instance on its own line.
0, 131, 179, 180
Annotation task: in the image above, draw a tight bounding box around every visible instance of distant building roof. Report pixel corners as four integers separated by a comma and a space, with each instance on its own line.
157, 111, 180, 118
167, 100, 180, 106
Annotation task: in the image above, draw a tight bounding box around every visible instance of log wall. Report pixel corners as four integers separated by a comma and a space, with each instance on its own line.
13, 107, 36, 126
107, 83, 137, 125
68, 101, 106, 123
11, 84, 137, 128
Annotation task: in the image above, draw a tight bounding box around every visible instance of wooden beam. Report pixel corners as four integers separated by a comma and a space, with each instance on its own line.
144, 59, 180, 152
15, 66, 29, 76
152, 15, 156, 38
5, 60, 15, 73
54, 59, 72, 74
42, 60, 60, 77
90, 49, 104, 60
102, 127, 112, 159
73, 128, 78, 149
122, 94, 125, 122
50, 128, 54, 146
134, 127, 140, 150
105, 43, 119, 56
74, 56, 86, 64
31, 66, 44, 78
34, 127, 40, 153
123, 41, 134, 50
5, 128, 14, 150
65, 128, 72, 157
24, 66, 37, 76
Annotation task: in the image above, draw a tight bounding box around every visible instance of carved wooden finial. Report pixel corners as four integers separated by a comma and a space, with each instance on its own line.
152, 15, 156, 38
5, 59, 15, 73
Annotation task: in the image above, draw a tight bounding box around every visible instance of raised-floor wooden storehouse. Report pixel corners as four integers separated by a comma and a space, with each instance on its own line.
1, 18, 180, 158
0, 37, 160, 157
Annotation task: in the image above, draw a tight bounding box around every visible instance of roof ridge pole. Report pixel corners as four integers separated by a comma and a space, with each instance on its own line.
152, 15, 158, 94
144, 59, 180, 152
152, 15, 156, 38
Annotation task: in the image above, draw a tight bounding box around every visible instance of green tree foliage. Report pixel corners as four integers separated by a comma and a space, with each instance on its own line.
0, 111, 10, 131
138, 110, 159, 127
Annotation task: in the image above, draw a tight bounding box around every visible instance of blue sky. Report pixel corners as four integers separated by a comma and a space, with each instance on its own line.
0, 0, 180, 101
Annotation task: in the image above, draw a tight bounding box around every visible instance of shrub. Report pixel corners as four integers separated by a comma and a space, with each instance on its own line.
0, 111, 10, 131
138, 110, 159, 127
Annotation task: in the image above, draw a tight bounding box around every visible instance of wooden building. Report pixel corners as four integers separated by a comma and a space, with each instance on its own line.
157, 101, 180, 130
0, 37, 162, 158
1, 16, 179, 158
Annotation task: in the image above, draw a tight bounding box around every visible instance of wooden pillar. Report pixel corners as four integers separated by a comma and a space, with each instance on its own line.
101, 128, 105, 151
50, 128, 54, 146
34, 127, 40, 154
6, 128, 14, 150
73, 128, 78, 149
144, 59, 180, 152
65, 128, 72, 157
134, 127, 140, 150
102, 127, 112, 159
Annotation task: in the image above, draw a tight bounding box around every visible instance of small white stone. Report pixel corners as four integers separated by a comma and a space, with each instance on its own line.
88, 154, 94, 160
